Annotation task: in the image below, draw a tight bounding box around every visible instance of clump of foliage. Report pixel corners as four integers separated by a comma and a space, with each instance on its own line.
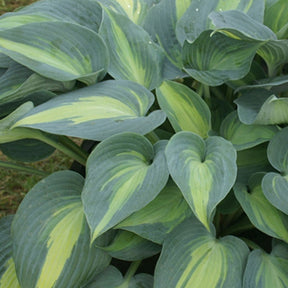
0, 0, 288, 287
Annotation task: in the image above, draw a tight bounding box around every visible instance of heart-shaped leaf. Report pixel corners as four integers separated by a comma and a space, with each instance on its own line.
99, 7, 164, 90
12, 171, 111, 288
156, 80, 211, 138
234, 173, 288, 243
165, 131, 237, 231
154, 218, 249, 288
0, 216, 20, 288
13, 80, 166, 141
82, 133, 169, 242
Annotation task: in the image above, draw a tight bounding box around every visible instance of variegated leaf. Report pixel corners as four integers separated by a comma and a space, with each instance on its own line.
143, 0, 192, 68
0, 216, 20, 288
0, 0, 103, 32
156, 80, 211, 138
116, 180, 192, 244
165, 131, 237, 231
234, 173, 288, 243
12, 80, 166, 141
99, 230, 161, 261
243, 242, 288, 288
12, 171, 111, 288
220, 111, 278, 151
82, 133, 169, 242
154, 218, 249, 288
262, 127, 288, 215
183, 30, 260, 86
235, 89, 288, 125
99, 7, 164, 90
0, 21, 108, 83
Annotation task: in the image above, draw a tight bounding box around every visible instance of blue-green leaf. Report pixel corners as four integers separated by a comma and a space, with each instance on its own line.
0, 216, 20, 288
99, 7, 164, 90
82, 133, 169, 242
154, 218, 249, 288
243, 242, 288, 288
262, 127, 288, 215
183, 30, 260, 86
234, 173, 288, 243
116, 180, 192, 244
12, 171, 111, 288
165, 131, 237, 231
99, 230, 161, 261
220, 111, 278, 151
0, 21, 108, 83
235, 89, 288, 125
12, 80, 166, 141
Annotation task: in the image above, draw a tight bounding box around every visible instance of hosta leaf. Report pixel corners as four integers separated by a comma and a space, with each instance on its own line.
220, 111, 278, 151
266, 126, 288, 173
175, 0, 218, 45
210, 10, 276, 41
262, 127, 288, 214
236, 144, 273, 183
183, 30, 260, 86
82, 133, 169, 242
0, 139, 55, 162
99, 7, 164, 90
99, 230, 161, 261
99, 0, 159, 26
243, 244, 288, 288
12, 171, 111, 288
154, 218, 249, 288
234, 173, 288, 243
0, 61, 74, 108
13, 80, 166, 141
0, 216, 20, 288
116, 180, 192, 244
0, 21, 108, 83
84, 266, 153, 288
156, 80, 211, 138
0, 0, 103, 32
264, 0, 288, 39
0, 102, 37, 144
235, 89, 288, 125
165, 131, 237, 231
143, 0, 192, 68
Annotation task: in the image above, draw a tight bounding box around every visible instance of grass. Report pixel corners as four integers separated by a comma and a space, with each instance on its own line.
0, 0, 37, 15
0, 0, 75, 218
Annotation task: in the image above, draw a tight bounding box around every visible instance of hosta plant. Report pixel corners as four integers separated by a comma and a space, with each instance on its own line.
1, 0, 288, 287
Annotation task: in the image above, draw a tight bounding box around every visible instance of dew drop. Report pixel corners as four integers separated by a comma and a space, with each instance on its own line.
148, 41, 153, 44
195, 8, 199, 12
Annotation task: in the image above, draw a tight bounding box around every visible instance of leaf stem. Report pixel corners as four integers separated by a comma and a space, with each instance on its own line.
145, 131, 160, 144
239, 237, 263, 250
33, 132, 88, 166
0, 160, 49, 177
221, 216, 255, 236
116, 261, 142, 288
